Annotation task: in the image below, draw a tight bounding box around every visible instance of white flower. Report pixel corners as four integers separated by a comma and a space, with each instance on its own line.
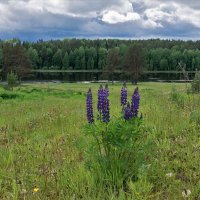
166, 172, 173, 177
182, 189, 191, 197
20, 189, 27, 195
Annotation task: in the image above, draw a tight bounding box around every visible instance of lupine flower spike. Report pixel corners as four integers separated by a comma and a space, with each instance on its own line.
131, 87, 140, 117
121, 81, 127, 109
87, 84, 140, 123
124, 102, 132, 120
97, 85, 103, 120
86, 88, 94, 123
102, 85, 110, 123
97, 84, 103, 111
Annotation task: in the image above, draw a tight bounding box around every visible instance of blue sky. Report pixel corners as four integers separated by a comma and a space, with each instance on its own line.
0, 0, 200, 41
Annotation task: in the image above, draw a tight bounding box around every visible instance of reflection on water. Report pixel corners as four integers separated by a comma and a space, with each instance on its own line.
22, 71, 196, 82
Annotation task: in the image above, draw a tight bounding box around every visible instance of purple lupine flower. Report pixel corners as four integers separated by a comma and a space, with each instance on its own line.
124, 102, 132, 120
86, 88, 94, 123
102, 98, 110, 123
120, 83, 127, 108
102, 85, 110, 123
131, 87, 140, 117
97, 84, 103, 112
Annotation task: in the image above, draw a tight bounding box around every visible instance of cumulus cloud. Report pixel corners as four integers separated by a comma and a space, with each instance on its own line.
102, 11, 140, 24
176, 6, 200, 28
144, 5, 177, 24
0, 0, 199, 40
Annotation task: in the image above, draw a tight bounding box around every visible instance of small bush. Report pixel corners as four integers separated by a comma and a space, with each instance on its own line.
7, 71, 18, 90
0, 91, 21, 99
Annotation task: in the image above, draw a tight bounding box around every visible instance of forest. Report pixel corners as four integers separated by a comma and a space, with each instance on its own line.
0, 38, 200, 78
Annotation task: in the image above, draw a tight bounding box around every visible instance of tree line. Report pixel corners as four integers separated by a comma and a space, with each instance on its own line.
0, 38, 200, 80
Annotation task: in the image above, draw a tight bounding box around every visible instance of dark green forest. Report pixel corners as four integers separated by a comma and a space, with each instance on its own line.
0, 38, 200, 76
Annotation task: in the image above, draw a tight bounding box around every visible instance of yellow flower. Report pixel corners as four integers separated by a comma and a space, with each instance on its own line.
33, 187, 39, 193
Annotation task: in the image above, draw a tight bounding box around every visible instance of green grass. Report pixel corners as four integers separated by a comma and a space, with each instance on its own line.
0, 82, 199, 199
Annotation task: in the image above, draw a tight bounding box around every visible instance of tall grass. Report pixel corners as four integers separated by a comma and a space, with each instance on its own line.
0, 82, 199, 199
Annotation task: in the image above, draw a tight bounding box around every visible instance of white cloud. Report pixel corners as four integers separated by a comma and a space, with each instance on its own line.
144, 4, 177, 24
176, 6, 200, 28
137, 1, 200, 29
142, 19, 163, 28
102, 11, 140, 24
106, 0, 133, 13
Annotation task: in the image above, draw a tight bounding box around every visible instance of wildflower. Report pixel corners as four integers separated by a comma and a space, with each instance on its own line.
33, 187, 39, 193
166, 172, 173, 178
102, 85, 110, 123
121, 82, 127, 108
182, 189, 191, 197
124, 102, 132, 120
97, 85, 103, 120
20, 189, 27, 195
131, 87, 140, 117
86, 88, 94, 123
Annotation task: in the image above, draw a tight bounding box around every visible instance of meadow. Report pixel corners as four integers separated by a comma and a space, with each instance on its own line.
0, 82, 200, 199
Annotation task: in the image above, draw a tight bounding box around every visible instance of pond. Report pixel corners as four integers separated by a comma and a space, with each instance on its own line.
0, 70, 196, 82
21, 71, 196, 82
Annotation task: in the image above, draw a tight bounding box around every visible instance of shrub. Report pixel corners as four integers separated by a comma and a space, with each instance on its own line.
7, 71, 18, 90
0, 91, 21, 99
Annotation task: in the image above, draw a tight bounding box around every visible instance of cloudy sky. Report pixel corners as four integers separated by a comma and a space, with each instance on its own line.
0, 0, 200, 41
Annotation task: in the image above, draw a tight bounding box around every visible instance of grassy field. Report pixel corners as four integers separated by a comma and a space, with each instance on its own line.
0, 82, 200, 199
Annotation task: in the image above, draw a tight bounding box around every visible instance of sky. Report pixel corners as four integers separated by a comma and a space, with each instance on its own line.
0, 0, 200, 41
